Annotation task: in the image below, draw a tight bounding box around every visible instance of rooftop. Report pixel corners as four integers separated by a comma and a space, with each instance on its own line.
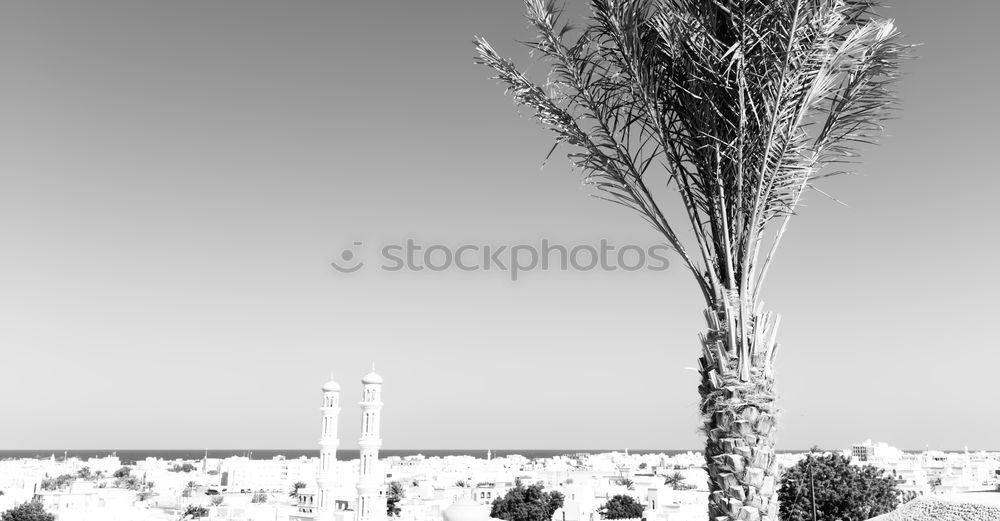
870, 496, 1000, 521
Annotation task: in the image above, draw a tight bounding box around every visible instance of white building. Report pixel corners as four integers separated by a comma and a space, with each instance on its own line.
32, 481, 147, 521
291, 375, 353, 521
218, 455, 316, 493
357, 368, 387, 521
850, 440, 902, 466
293, 370, 389, 521
317, 376, 343, 520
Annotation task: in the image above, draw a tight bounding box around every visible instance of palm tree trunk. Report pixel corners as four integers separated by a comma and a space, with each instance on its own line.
699, 293, 780, 521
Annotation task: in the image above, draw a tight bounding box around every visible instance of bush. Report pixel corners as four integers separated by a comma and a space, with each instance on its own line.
598, 495, 644, 520
182, 505, 209, 519
1, 501, 55, 521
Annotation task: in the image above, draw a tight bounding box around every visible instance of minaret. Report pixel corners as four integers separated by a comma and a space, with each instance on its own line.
356, 366, 386, 521
318, 375, 342, 520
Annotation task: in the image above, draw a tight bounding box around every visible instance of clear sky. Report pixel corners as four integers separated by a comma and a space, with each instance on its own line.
1, 0, 998, 452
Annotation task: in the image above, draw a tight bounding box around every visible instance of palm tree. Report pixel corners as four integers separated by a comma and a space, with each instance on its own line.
616, 478, 636, 491
475, 1, 905, 520
663, 472, 687, 489
289, 481, 307, 498
387, 481, 405, 517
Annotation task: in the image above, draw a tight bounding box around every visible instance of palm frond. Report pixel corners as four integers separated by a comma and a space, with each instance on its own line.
475, 0, 907, 307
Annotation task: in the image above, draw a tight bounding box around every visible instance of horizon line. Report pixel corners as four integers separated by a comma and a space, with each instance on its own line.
2, 447, 991, 453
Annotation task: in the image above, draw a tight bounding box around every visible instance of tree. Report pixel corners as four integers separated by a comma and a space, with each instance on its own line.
170, 463, 197, 473
599, 495, 644, 520
112, 467, 130, 479
1, 501, 55, 521
76, 467, 92, 480
182, 505, 209, 519
474, 2, 905, 520
615, 479, 635, 491
490, 480, 564, 521
40, 474, 74, 491
386, 481, 404, 517
209, 496, 224, 507
662, 472, 686, 489
289, 481, 307, 498
38, 477, 58, 491
251, 491, 269, 504
777, 453, 900, 521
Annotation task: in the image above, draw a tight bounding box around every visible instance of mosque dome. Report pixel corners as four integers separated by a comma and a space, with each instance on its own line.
362, 369, 383, 385
442, 498, 491, 521
322, 378, 341, 392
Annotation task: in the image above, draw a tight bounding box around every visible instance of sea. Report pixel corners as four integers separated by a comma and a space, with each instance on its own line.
0, 449, 697, 464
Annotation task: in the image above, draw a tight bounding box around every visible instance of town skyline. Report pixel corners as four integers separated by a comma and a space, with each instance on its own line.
2, 0, 999, 452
